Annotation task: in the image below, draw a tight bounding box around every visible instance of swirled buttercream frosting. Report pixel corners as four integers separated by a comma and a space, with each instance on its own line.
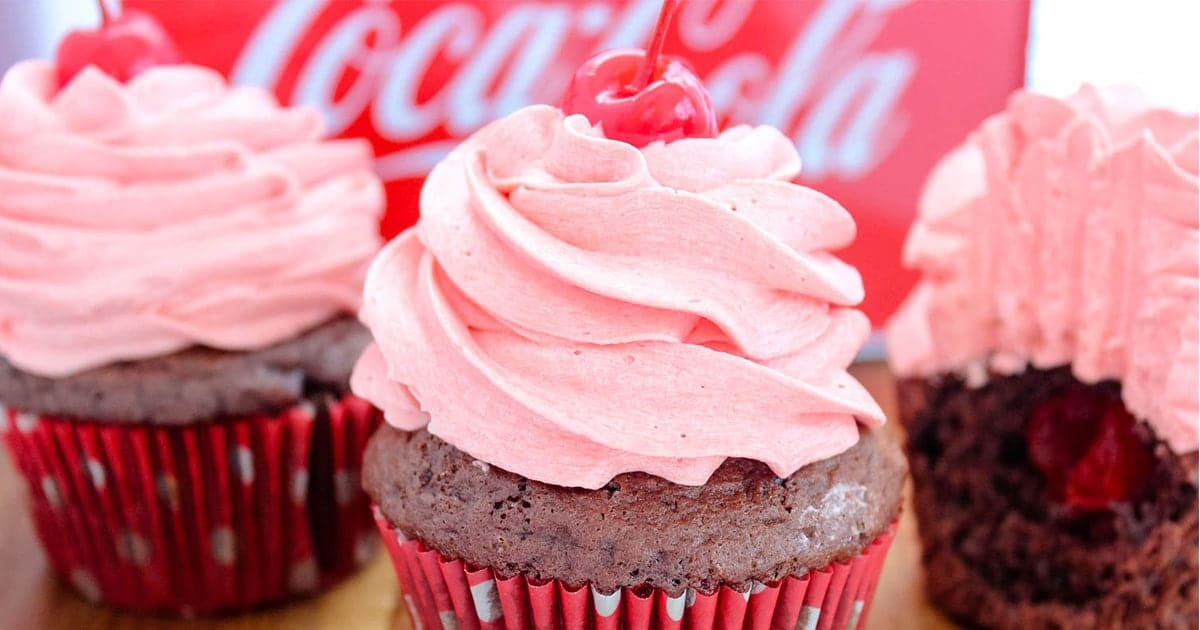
352, 105, 884, 488
0, 61, 383, 377
888, 86, 1199, 453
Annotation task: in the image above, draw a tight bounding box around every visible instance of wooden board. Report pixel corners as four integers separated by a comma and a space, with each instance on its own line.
0, 362, 956, 630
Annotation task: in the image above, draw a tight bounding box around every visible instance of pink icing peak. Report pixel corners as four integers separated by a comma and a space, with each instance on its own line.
888, 85, 1199, 454
0, 61, 383, 376
352, 105, 883, 489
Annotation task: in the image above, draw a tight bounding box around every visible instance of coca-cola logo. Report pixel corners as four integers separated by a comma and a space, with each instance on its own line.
231, 0, 914, 182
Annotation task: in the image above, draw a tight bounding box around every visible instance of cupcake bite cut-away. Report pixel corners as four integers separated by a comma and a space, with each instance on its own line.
889, 86, 1199, 629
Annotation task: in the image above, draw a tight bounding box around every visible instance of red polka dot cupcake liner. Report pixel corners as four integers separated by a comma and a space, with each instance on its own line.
0, 394, 382, 615
372, 507, 898, 630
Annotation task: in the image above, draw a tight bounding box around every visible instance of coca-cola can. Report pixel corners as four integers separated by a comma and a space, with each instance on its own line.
127, 0, 1031, 327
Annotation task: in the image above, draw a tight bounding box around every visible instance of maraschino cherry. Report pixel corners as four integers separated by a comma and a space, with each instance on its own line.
1026, 384, 1154, 511
56, 1, 181, 87
562, 0, 717, 147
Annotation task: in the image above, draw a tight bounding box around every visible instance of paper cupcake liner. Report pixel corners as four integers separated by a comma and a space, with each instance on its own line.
373, 506, 897, 630
0, 394, 382, 615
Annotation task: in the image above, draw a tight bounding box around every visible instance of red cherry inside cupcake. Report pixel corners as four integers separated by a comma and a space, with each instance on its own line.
562, 0, 717, 146
1027, 384, 1155, 511
56, 3, 180, 87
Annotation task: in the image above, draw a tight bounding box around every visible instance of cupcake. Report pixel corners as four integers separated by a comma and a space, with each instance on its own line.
888, 86, 1198, 628
355, 81, 904, 630
0, 59, 384, 613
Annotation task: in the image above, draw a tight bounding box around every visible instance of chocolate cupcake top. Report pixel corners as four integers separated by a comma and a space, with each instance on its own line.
366, 423, 905, 596
0, 61, 383, 378
352, 104, 884, 489
0, 316, 369, 423
888, 86, 1199, 453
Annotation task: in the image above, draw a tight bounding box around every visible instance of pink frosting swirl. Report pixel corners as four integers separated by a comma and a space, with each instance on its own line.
0, 61, 383, 377
888, 86, 1199, 453
352, 105, 884, 489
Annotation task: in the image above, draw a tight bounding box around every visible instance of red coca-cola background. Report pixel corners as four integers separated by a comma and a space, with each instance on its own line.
128, 0, 1030, 326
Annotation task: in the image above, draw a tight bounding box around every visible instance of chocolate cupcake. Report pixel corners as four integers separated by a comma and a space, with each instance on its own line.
355, 103, 904, 629
365, 424, 903, 594
888, 86, 1199, 628
0, 61, 384, 614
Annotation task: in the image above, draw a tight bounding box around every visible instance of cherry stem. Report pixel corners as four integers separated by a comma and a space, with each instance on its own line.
631, 0, 681, 92
97, 0, 113, 25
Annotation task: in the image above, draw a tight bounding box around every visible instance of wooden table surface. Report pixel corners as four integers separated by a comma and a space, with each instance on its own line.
0, 362, 955, 630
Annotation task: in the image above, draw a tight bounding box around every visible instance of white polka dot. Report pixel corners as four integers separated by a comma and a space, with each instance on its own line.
296, 401, 317, 422
69, 568, 102, 602
83, 458, 106, 490
740, 587, 751, 601
156, 474, 180, 510
797, 605, 822, 630
750, 579, 767, 594
334, 469, 356, 506
470, 578, 502, 623
665, 592, 686, 621
439, 611, 460, 630
41, 477, 62, 509
210, 526, 236, 566
15, 412, 39, 434
115, 530, 151, 566
847, 600, 865, 630
232, 445, 255, 485
592, 587, 620, 618
291, 470, 309, 504
288, 557, 318, 593
404, 595, 423, 630
354, 535, 375, 566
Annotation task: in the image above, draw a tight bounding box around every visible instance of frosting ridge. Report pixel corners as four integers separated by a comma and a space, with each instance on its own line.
353, 104, 883, 489
888, 86, 1199, 453
0, 61, 384, 377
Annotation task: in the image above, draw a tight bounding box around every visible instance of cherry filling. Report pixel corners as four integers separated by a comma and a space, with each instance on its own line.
55, 4, 180, 87
561, 0, 717, 146
1026, 384, 1155, 511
